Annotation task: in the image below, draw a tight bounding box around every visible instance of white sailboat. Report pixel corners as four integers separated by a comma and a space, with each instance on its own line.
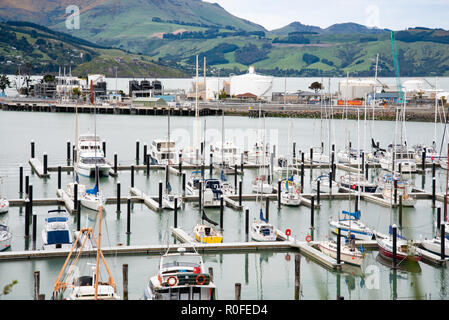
250, 208, 277, 242
0, 222, 12, 251
0, 177, 9, 214
318, 236, 365, 266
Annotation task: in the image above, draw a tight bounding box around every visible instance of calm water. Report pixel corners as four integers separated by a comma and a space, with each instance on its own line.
0, 110, 447, 300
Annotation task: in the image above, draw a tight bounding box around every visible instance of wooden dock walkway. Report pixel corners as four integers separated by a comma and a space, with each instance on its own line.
129, 187, 162, 212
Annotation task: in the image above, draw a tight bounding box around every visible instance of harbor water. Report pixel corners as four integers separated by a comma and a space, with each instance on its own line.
0, 110, 448, 300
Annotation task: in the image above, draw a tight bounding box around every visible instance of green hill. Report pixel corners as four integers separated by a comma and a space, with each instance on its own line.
0, 21, 187, 77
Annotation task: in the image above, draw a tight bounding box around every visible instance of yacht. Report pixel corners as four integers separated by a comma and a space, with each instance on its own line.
76, 134, 111, 177
337, 147, 363, 165
379, 144, 417, 173
245, 141, 270, 165
339, 174, 377, 193
186, 176, 225, 207
143, 247, 217, 300
210, 141, 241, 166
413, 144, 442, 163
250, 209, 277, 242
149, 139, 179, 165
376, 232, 421, 262
421, 237, 449, 256
67, 182, 105, 212
42, 209, 73, 250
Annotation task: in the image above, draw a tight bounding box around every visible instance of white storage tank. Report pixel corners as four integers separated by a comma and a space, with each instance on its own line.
229, 66, 273, 101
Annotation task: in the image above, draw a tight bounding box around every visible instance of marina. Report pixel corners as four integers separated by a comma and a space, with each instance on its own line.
1, 108, 449, 300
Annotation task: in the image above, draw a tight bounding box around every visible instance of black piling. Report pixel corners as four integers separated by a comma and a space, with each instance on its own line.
294, 254, 300, 300
265, 196, 270, 222
116, 182, 121, 213
135, 140, 140, 163
309, 148, 313, 164
432, 163, 436, 208
143, 144, 147, 165
437, 207, 442, 230
146, 155, 150, 177
126, 197, 131, 234
25, 175, 29, 196
239, 180, 243, 207
301, 152, 305, 189
182, 173, 186, 196
209, 153, 213, 176
67, 141, 71, 162
399, 195, 403, 227
336, 227, 341, 264
441, 224, 446, 261
245, 208, 249, 240
32, 213, 37, 243
25, 198, 30, 238
130, 165, 135, 188
392, 224, 397, 269
43, 153, 48, 176
220, 197, 224, 230
422, 150, 426, 171
19, 166, 23, 195
178, 153, 182, 174
31, 140, 35, 159
57, 166, 61, 189
316, 180, 320, 205
114, 153, 118, 175
293, 142, 296, 159
311, 196, 315, 229
394, 180, 398, 205
102, 141, 106, 158
77, 200, 81, 232
73, 183, 78, 213
277, 180, 281, 209
174, 198, 178, 228
159, 181, 163, 209
234, 165, 238, 190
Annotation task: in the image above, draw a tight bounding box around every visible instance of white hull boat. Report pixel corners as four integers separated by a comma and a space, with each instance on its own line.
0, 224, 12, 251
0, 199, 9, 214
42, 210, 73, 250
250, 221, 277, 242
318, 240, 364, 266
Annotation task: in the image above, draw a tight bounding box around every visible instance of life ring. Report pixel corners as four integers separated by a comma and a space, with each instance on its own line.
306, 234, 312, 242
296, 187, 301, 194
196, 274, 206, 285
166, 276, 178, 287
285, 229, 291, 236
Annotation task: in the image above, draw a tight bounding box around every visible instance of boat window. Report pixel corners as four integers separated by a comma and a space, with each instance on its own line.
192, 287, 201, 300
81, 157, 106, 164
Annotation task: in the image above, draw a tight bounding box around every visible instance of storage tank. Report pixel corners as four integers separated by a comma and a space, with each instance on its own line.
229, 66, 273, 101
339, 79, 377, 100
403, 79, 426, 92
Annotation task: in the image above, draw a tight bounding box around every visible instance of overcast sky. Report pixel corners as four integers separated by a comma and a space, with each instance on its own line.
204, 0, 449, 31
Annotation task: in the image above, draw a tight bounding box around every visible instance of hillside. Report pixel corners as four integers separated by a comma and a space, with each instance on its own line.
270, 21, 386, 36
0, 21, 187, 77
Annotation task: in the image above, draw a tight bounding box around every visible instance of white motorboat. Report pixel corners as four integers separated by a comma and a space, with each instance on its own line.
318, 239, 365, 266
76, 134, 111, 177
329, 211, 374, 241
42, 209, 73, 250
149, 139, 179, 165
245, 141, 270, 165
280, 178, 301, 206
251, 175, 273, 194
312, 174, 339, 194
379, 144, 417, 173
339, 174, 377, 193
193, 224, 223, 244
421, 237, 449, 257
0, 223, 12, 251
186, 176, 224, 207
143, 247, 217, 300
337, 147, 363, 165
251, 221, 277, 242
0, 198, 9, 214
210, 141, 241, 166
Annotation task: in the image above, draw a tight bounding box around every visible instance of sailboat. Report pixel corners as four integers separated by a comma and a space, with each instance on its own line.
329, 210, 374, 241
318, 233, 365, 266
143, 246, 217, 300
0, 221, 12, 251
280, 176, 301, 206
250, 208, 277, 242
193, 210, 223, 244
251, 105, 273, 194
52, 206, 120, 300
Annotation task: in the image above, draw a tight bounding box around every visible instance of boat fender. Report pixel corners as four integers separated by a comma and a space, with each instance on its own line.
166, 276, 178, 287
196, 274, 206, 285
306, 234, 312, 242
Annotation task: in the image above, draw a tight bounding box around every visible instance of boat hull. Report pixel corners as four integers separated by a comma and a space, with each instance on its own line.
318, 243, 364, 266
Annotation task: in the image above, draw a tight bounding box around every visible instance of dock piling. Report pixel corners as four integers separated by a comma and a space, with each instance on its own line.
34, 271, 40, 300
123, 264, 128, 300
25, 198, 30, 238
441, 224, 446, 261
392, 224, 397, 269
66, 141, 71, 162
57, 166, 61, 189
294, 254, 300, 300
116, 182, 121, 213
159, 181, 163, 209
32, 213, 37, 243
220, 197, 224, 230
31, 140, 35, 159
19, 166, 23, 195
126, 197, 131, 234
265, 196, 269, 222
278, 180, 281, 209
311, 196, 315, 229
143, 144, 147, 165
245, 208, 249, 239
235, 283, 241, 300
114, 153, 118, 175
336, 227, 341, 265
131, 165, 135, 188
437, 207, 441, 230
43, 153, 48, 176
239, 180, 243, 207
174, 198, 178, 228
317, 181, 320, 205
102, 141, 106, 158
77, 200, 81, 232
135, 140, 140, 163
399, 195, 403, 227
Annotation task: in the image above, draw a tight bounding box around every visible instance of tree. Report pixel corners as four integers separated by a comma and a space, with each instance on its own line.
1, 280, 18, 297
309, 81, 323, 93
43, 74, 55, 83
0, 75, 11, 94
72, 87, 81, 98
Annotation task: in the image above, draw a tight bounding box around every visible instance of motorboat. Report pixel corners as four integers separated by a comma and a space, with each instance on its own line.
149, 139, 179, 165
186, 175, 224, 207
245, 141, 270, 165
0, 223, 12, 251
379, 144, 417, 173
318, 238, 365, 266
42, 209, 73, 250
312, 174, 339, 194
339, 174, 377, 193
329, 210, 374, 241
280, 177, 301, 206
251, 175, 273, 194
193, 224, 223, 244
143, 246, 217, 300
210, 141, 241, 166
337, 147, 363, 165
76, 134, 111, 177
0, 198, 9, 214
